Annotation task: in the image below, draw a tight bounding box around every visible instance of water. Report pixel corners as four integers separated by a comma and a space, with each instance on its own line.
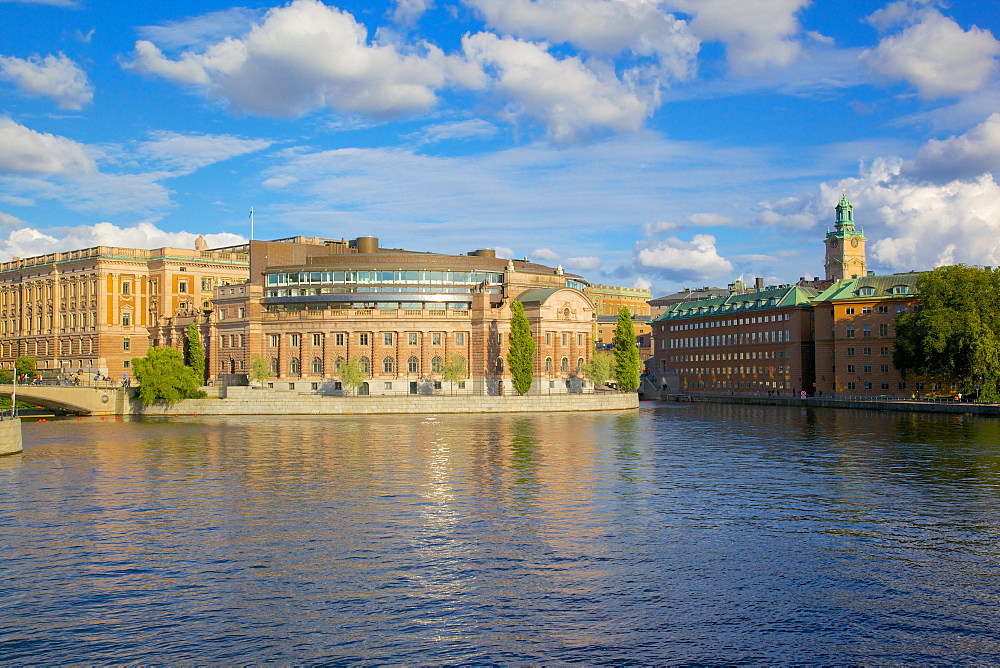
2, 403, 1000, 663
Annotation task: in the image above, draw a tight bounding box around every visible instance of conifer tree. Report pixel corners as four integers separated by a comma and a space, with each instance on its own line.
612, 307, 641, 392
507, 300, 536, 395
185, 323, 206, 384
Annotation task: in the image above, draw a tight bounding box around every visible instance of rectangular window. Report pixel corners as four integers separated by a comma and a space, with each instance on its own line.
178, 281, 187, 293
846, 347, 855, 356
561, 333, 568, 345
313, 333, 322, 346
220, 308, 227, 319
862, 306, 872, 314
335, 333, 345, 346
455, 332, 465, 345
359, 333, 369, 346
545, 332, 552, 345
123, 338, 130, 351
384, 382, 392, 390
847, 364, 856, 373
578, 333, 584, 345
863, 365, 872, 373
201, 278, 213, 291
880, 364, 890, 373
863, 347, 872, 356
121, 313, 131, 327
290, 334, 300, 347
121, 281, 131, 295
847, 381, 856, 390
898, 382, 907, 390
432, 332, 442, 345
879, 324, 889, 336
916, 382, 924, 391
846, 326, 855, 338
878, 306, 889, 313
269, 334, 280, 347
845, 307, 855, 315
862, 325, 871, 337
238, 307, 245, 318
383, 332, 393, 346
864, 382, 873, 390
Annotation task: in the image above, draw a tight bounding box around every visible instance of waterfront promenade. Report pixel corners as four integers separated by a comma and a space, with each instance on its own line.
671, 391, 1000, 416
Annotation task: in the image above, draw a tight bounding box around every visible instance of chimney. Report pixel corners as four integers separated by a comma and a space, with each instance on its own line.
755, 277, 764, 290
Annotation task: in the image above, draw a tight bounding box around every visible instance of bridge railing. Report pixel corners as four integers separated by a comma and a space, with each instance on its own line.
4, 378, 125, 389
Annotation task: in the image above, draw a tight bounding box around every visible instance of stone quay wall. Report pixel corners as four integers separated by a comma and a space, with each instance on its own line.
683, 393, 1000, 416
0, 417, 22, 455
134, 387, 638, 416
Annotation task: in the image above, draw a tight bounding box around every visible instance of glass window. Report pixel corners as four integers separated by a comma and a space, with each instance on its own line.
455, 332, 465, 345
408, 332, 418, 345
312, 357, 322, 374
384, 332, 393, 346
408, 357, 419, 373
359, 333, 369, 345
431, 356, 443, 373
432, 333, 442, 345
383, 357, 395, 373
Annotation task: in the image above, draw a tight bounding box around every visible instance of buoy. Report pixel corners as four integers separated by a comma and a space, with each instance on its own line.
77, 417, 82, 421
193, 413, 198, 416
38, 418, 46, 422
174, 414, 179, 417
115, 416, 120, 420
100, 417, 105, 420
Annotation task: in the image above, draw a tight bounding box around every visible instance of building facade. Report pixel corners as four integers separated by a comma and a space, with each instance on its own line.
151, 237, 597, 395
0, 240, 249, 379
648, 285, 818, 394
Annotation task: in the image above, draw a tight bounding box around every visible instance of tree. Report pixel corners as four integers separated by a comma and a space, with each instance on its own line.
248, 353, 270, 386
894, 265, 1000, 400
132, 346, 204, 406
582, 351, 614, 388
15, 356, 37, 380
507, 300, 536, 395
442, 354, 467, 393
339, 358, 365, 395
185, 323, 206, 384
612, 307, 641, 392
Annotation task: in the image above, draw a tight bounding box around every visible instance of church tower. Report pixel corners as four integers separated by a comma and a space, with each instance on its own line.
824, 194, 867, 281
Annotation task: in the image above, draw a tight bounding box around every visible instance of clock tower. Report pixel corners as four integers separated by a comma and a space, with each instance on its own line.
824, 194, 867, 281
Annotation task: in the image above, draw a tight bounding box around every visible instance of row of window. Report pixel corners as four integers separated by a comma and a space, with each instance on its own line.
843, 346, 891, 356
844, 324, 891, 337
844, 305, 894, 315
842, 381, 939, 391
268, 355, 464, 376
840, 364, 892, 373
671, 350, 788, 362
266, 270, 505, 287
670, 330, 791, 349
268, 331, 468, 348
665, 313, 791, 331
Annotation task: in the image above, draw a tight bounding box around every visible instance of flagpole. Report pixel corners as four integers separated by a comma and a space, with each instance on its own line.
250, 207, 254, 242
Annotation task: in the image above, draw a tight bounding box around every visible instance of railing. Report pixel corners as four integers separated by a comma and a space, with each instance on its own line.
261, 308, 473, 320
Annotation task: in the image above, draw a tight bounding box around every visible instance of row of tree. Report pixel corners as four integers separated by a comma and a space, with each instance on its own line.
130, 304, 643, 405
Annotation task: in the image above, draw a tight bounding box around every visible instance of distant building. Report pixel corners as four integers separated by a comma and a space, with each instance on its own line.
0, 240, 249, 378
824, 194, 867, 281
587, 284, 653, 365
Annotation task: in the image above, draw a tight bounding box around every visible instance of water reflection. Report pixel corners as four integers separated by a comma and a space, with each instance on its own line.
2, 405, 1000, 663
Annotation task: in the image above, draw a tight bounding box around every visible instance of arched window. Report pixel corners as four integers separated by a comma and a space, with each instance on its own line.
407, 356, 419, 374
359, 356, 370, 374
577, 357, 584, 372
290, 357, 300, 374
269, 357, 279, 374
431, 356, 443, 373
545, 357, 553, 374
561, 357, 569, 373
495, 357, 504, 374
312, 357, 322, 374
383, 356, 395, 374
335, 357, 345, 373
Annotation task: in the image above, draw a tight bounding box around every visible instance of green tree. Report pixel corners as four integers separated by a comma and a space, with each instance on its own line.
581, 351, 614, 388
132, 346, 204, 406
185, 323, 206, 383
612, 307, 641, 392
894, 265, 1000, 400
442, 353, 468, 393
339, 358, 365, 395
248, 353, 271, 386
15, 356, 37, 380
507, 300, 536, 395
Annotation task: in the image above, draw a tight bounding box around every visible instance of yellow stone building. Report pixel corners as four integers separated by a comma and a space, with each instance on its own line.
0, 239, 249, 379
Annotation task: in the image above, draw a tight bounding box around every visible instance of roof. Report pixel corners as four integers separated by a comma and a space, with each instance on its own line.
650, 286, 730, 306
514, 288, 563, 306
650, 285, 818, 323
812, 272, 924, 302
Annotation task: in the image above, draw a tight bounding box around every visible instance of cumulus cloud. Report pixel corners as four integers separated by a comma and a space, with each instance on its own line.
137, 8, 261, 51
0, 221, 246, 262
0, 212, 25, 229
564, 255, 601, 270
462, 32, 651, 143
140, 131, 273, 173
669, 0, 810, 74
531, 247, 561, 261
0, 53, 93, 110
392, 0, 434, 26
861, 7, 1000, 98
466, 0, 699, 79
903, 113, 1000, 183
635, 233, 732, 280
0, 117, 95, 175
129, 0, 450, 119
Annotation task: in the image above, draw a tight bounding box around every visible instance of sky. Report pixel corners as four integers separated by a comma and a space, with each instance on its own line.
1, 0, 999, 297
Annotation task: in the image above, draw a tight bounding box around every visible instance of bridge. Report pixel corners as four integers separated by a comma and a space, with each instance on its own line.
1, 383, 130, 415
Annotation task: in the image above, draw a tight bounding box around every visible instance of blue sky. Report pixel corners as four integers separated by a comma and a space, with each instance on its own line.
1, 0, 999, 297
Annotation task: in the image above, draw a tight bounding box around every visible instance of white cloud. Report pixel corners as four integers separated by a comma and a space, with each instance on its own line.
669, 0, 810, 74
462, 32, 651, 143
492, 245, 514, 259
531, 247, 561, 261
686, 212, 733, 226
0, 53, 93, 110
635, 233, 732, 280
564, 255, 601, 270
632, 276, 651, 290
129, 0, 449, 119
0, 212, 25, 228
903, 113, 1000, 183
392, 0, 434, 26
140, 131, 273, 173
642, 220, 679, 235
137, 8, 261, 51
410, 118, 497, 144
465, 0, 699, 80
0, 117, 95, 175
0, 0, 77, 6
860, 8, 1000, 99
0, 221, 246, 262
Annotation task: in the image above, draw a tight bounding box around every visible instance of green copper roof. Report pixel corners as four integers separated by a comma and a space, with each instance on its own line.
515, 288, 562, 305
649, 284, 818, 323
812, 272, 924, 302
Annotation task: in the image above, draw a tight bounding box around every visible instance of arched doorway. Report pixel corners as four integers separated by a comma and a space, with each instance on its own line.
359, 382, 370, 396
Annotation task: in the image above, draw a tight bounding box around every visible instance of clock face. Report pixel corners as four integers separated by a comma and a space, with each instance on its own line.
851, 237, 859, 247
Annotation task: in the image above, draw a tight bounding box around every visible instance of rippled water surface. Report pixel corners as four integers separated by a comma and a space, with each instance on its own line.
3, 403, 1000, 663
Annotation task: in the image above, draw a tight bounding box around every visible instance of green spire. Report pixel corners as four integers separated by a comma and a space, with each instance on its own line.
835, 192, 854, 230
